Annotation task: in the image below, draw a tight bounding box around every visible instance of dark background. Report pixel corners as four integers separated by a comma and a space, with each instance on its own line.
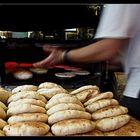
0, 4, 100, 31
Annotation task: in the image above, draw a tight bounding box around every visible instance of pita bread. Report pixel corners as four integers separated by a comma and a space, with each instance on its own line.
0, 118, 7, 129
92, 105, 128, 120
51, 119, 95, 136
104, 118, 140, 136
46, 96, 83, 110
96, 114, 130, 132
0, 107, 6, 120
38, 82, 62, 89
29, 67, 48, 74
7, 91, 47, 104
75, 89, 99, 103
47, 103, 85, 116
3, 122, 50, 136
0, 88, 11, 104
70, 85, 99, 95
85, 99, 119, 113
0, 101, 8, 111
7, 104, 46, 116
7, 113, 48, 124
13, 70, 33, 80
55, 72, 76, 79
8, 98, 46, 108
0, 130, 5, 136
84, 92, 113, 106
49, 93, 71, 102
12, 85, 38, 94
37, 87, 68, 99
48, 110, 91, 125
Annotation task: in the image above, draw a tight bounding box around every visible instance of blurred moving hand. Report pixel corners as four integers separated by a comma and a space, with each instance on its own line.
33, 44, 65, 68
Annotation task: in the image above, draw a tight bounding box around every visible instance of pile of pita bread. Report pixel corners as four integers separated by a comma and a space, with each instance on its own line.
46, 93, 95, 136
3, 85, 51, 136
71, 86, 130, 132
0, 82, 139, 136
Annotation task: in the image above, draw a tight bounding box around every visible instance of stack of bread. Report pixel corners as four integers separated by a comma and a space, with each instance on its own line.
3, 85, 50, 136
83, 90, 130, 132
46, 92, 95, 136
37, 82, 68, 100
0, 83, 137, 136
0, 88, 12, 136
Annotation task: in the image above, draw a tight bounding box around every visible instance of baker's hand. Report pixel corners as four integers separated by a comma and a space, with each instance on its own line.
33, 44, 65, 68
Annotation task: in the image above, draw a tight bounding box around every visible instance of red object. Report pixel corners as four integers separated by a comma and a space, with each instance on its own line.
19, 63, 33, 68
5, 62, 19, 69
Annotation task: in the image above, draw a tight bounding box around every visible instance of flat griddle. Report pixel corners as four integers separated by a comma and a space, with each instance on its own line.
3, 62, 102, 90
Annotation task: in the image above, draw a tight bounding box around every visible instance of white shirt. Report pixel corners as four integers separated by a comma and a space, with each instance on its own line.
94, 4, 140, 98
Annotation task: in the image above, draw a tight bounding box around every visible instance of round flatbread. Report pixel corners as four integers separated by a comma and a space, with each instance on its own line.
92, 105, 128, 120
7, 91, 47, 104
49, 93, 71, 103
70, 85, 99, 95
0, 118, 7, 129
3, 122, 50, 136
38, 82, 61, 89
96, 114, 130, 132
84, 91, 113, 106
13, 70, 33, 80
51, 119, 95, 136
47, 103, 85, 116
12, 85, 38, 94
8, 98, 46, 108
85, 99, 119, 113
48, 110, 91, 125
7, 104, 46, 116
0, 101, 8, 111
0, 107, 6, 120
72, 70, 90, 76
29, 67, 48, 74
7, 113, 48, 124
55, 72, 76, 79
37, 87, 68, 100
75, 89, 99, 103
0, 87, 11, 104
46, 96, 83, 110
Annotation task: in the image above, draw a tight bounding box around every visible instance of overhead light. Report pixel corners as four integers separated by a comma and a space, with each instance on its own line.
65, 28, 77, 32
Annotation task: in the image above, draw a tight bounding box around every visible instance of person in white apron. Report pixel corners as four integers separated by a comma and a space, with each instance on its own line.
33, 4, 140, 120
